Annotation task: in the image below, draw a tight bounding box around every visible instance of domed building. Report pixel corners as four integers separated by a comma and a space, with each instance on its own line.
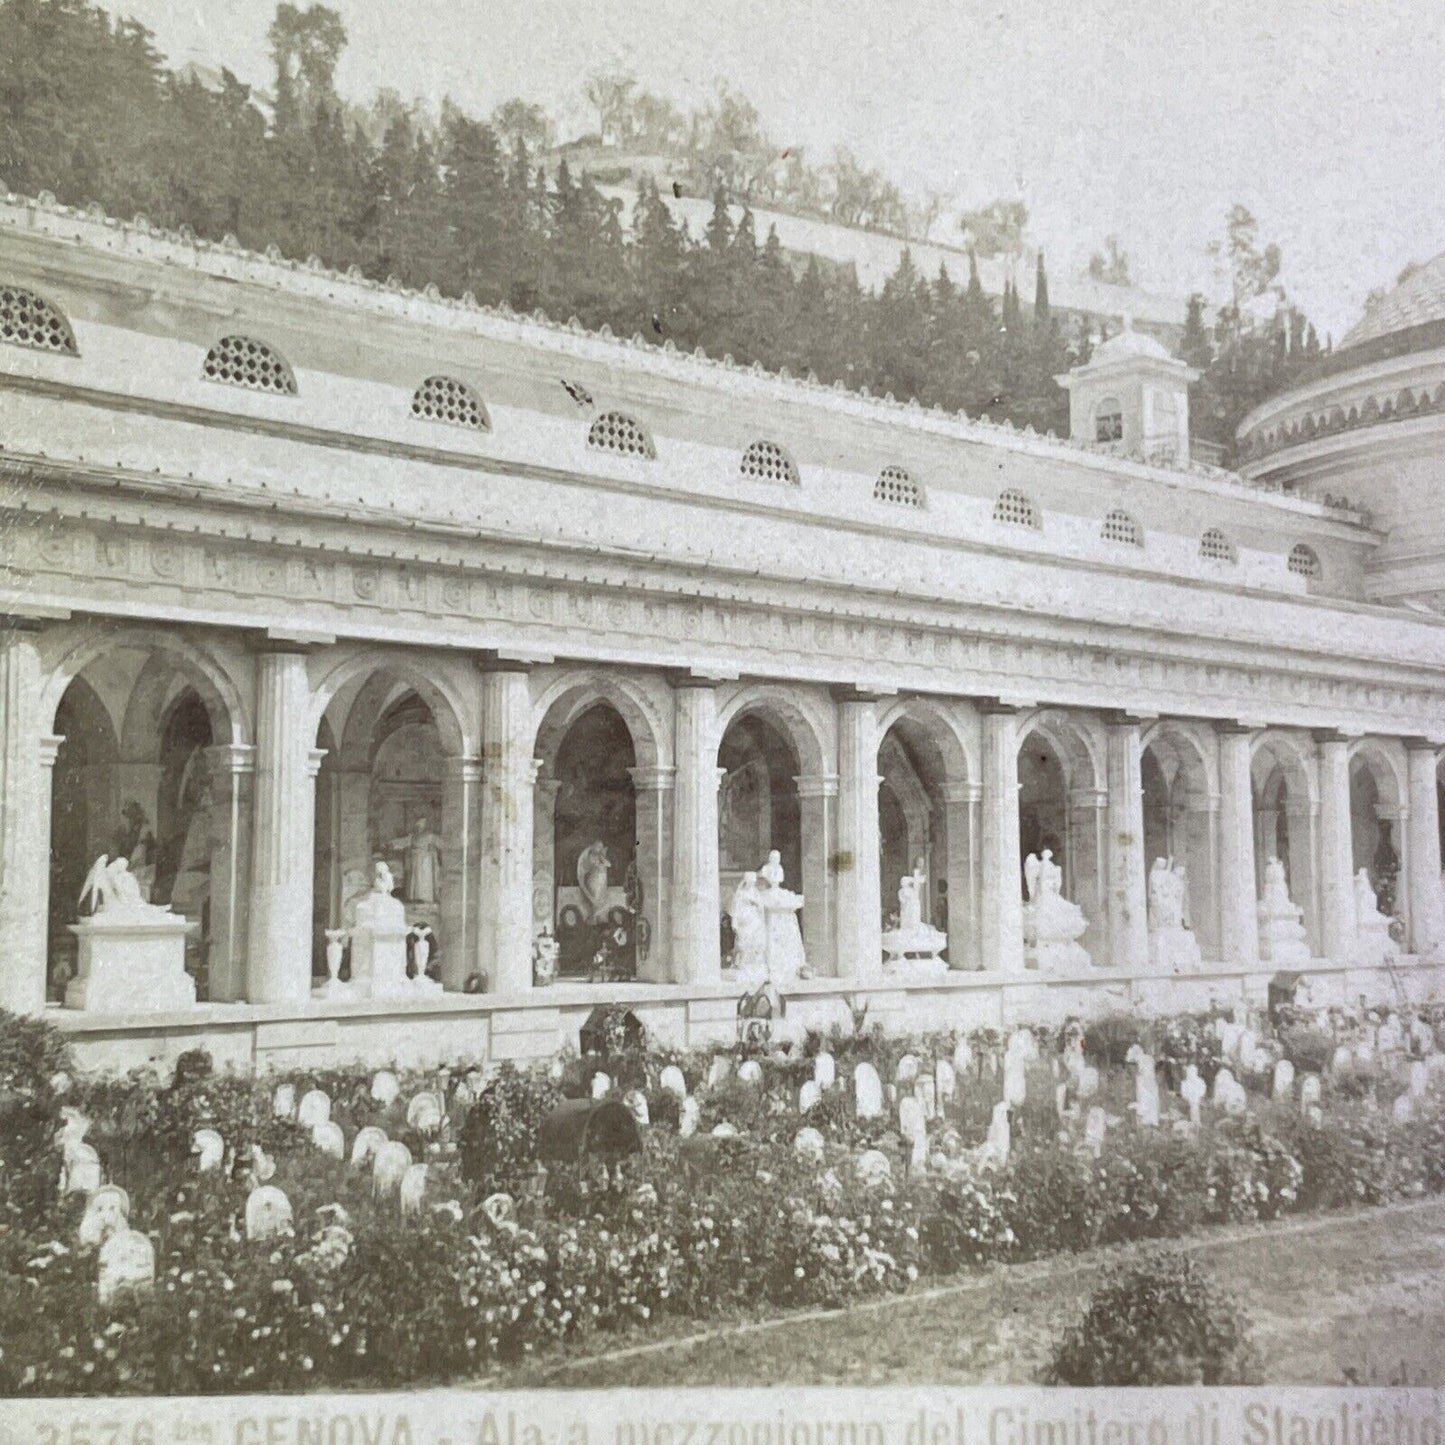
1236, 253, 1445, 614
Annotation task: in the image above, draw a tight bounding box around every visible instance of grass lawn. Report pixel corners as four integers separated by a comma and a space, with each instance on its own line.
490, 1197, 1445, 1388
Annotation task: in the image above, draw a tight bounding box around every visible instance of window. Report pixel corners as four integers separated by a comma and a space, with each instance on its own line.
1199, 527, 1237, 564
993, 488, 1041, 529
1288, 543, 1322, 581
740, 440, 800, 486
1094, 397, 1123, 442
587, 410, 655, 458
411, 375, 489, 431
201, 335, 296, 395
1101, 508, 1143, 547
873, 465, 923, 508
0, 284, 77, 355
560, 378, 594, 408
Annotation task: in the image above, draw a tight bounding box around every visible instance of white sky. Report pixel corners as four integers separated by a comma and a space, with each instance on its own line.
100, 0, 1445, 339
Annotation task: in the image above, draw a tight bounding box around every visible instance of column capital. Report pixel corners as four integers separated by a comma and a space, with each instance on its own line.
0, 607, 69, 633
941, 780, 983, 805
665, 668, 723, 690
1213, 719, 1257, 737
977, 696, 1027, 716
475, 649, 545, 674
1404, 736, 1443, 755
1311, 728, 1353, 746
445, 754, 483, 785
1069, 786, 1109, 811
305, 746, 328, 779
38, 733, 64, 768
628, 764, 676, 793
205, 742, 257, 776
247, 628, 332, 654
1100, 709, 1156, 729
793, 772, 840, 800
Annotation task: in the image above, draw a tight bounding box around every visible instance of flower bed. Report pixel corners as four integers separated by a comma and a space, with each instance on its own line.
4, 1004, 1445, 1395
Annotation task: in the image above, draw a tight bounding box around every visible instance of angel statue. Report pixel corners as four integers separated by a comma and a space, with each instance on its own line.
577, 840, 611, 923
79, 855, 168, 921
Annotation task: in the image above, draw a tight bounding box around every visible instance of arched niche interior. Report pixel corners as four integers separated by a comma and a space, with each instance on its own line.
1251, 737, 1319, 951
1350, 751, 1403, 919
1140, 728, 1218, 959
878, 720, 950, 943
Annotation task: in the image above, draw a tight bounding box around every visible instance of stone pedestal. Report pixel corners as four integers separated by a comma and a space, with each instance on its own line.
881, 922, 950, 980
66, 916, 198, 1012
350, 919, 413, 999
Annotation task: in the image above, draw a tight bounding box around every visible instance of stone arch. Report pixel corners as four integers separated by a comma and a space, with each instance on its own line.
1251, 730, 1319, 948
1140, 720, 1219, 958
41, 625, 249, 745
310, 651, 470, 759
714, 685, 830, 779
1348, 738, 1407, 918
1016, 707, 1103, 790
530, 670, 668, 773
876, 697, 974, 783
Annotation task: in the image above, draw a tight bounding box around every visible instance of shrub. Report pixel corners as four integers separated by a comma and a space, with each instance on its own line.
1279, 1026, 1335, 1075
0, 1008, 71, 1175
1043, 1249, 1260, 1385
457, 1064, 561, 1192
1082, 1013, 1142, 1069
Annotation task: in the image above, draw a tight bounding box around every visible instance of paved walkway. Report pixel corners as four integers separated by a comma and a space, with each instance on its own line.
490, 1196, 1445, 1387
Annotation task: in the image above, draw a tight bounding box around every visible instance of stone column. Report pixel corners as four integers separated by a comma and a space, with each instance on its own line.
1405, 740, 1442, 956
629, 764, 675, 984
670, 677, 721, 985
247, 643, 320, 1005
833, 688, 883, 980
477, 661, 537, 996
204, 742, 255, 1002
980, 704, 1026, 972
941, 780, 981, 970
440, 754, 481, 990
0, 621, 57, 1012
795, 772, 839, 975
1068, 786, 1109, 960
1216, 723, 1259, 969
1105, 715, 1149, 972
1314, 731, 1354, 964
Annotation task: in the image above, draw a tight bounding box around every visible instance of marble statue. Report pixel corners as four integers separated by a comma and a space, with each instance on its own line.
881, 858, 948, 977
1257, 856, 1312, 966
389, 817, 442, 904
728, 872, 768, 982
1148, 857, 1202, 972
68, 854, 197, 1012
758, 850, 808, 984
349, 862, 441, 1000
1180, 1064, 1207, 1126
1126, 1045, 1160, 1127
79, 1184, 131, 1248
1350, 868, 1400, 967
577, 841, 611, 922
1083, 1106, 1108, 1156
97, 1228, 155, 1305
62, 1143, 103, 1195
117, 801, 157, 901
1022, 849, 1091, 971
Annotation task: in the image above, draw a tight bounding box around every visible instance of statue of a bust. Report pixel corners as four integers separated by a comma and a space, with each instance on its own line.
354, 861, 406, 930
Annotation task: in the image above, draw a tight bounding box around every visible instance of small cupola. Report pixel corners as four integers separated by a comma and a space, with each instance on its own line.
1056, 321, 1199, 465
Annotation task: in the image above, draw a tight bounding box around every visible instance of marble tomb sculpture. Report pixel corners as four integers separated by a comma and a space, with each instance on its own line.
346, 862, 442, 1000
727, 854, 807, 986
1022, 850, 1091, 971
67, 854, 197, 1012
1350, 869, 1400, 968
881, 859, 949, 976
1147, 857, 1202, 971
1257, 857, 1312, 967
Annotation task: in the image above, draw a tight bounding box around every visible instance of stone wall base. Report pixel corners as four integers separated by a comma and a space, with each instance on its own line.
51, 958, 1445, 1075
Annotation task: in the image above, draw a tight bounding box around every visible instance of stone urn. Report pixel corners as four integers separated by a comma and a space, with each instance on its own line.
532, 929, 560, 987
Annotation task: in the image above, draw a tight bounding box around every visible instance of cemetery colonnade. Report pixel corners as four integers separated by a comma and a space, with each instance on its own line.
2, 616, 1443, 1013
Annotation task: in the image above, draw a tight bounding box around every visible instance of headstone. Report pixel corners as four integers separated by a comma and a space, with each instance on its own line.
899, 1095, 926, 1144
399, 1163, 429, 1217
1393, 1092, 1417, 1125
62, 1143, 103, 1195
1084, 1106, 1108, 1155
952, 1037, 972, 1078
895, 1054, 920, 1085
854, 1062, 884, 1119
678, 1096, 701, 1137
737, 1059, 764, 1087
915, 1075, 937, 1120
482, 1192, 517, 1229
350, 1126, 388, 1168
798, 1080, 822, 1113
405, 1091, 444, 1134
1306, 1104, 1325, 1126
590, 1071, 612, 1100
855, 1148, 892, 1189
1410, 1060, 1430, 1099
793, 1127, 826, 1164
78, 1184, 131, 1248
97, 1228, 155, 1305
706, 1055, 733, 1090
813, 1052, 836, 1090
1212, 1066, 1238, 1103
1180, 1064, 1207, 1126
244, 1185, 293, 1241
1330, 1044, 1353, 1073
623, 1089, 650, 1127
978, 1101, 1010, 1170
1273, 1059, 1296, 1099
296, 1089, 331, 1130
548, 1057, 567, 1083
1300, 1074, 1323, 1109
711, 1121, 738, 1138
935, 1059, 957, 1105
191, 1128, 224, 1173
659, 1065, 687, 1099
1003, 1055, 1028, 1108
272, 1083, 296, 1119
312, 1121, 345, 1160
372, 1140, 413, 1197
370, 1070, 400, 1106
249, 1144, 276, 1183
1077, 1064, 1100, 1101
